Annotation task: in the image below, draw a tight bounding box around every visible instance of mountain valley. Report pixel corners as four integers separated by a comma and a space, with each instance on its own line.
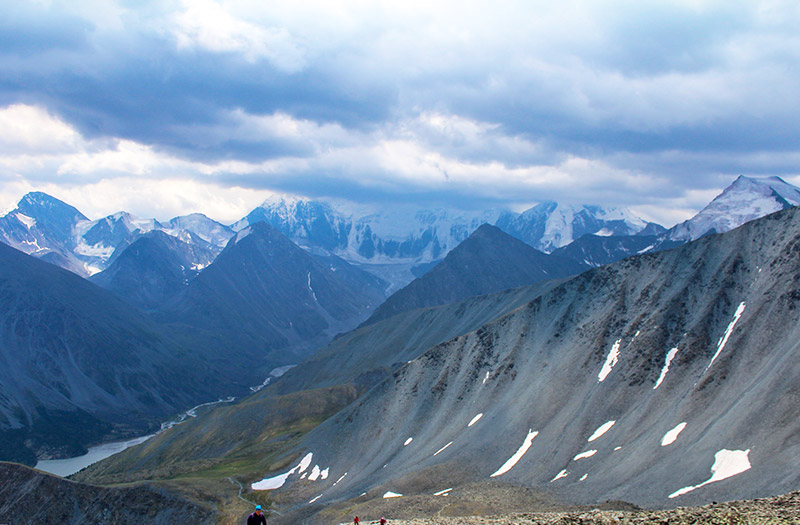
1, 176, 800, 524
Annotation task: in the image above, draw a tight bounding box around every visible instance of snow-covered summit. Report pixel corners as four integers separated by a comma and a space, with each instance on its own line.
669, 176, 800, 241
0, 192, 233, 277
500, 201, 649, 253
167, 213, 233, 248
234, 194, 655, 277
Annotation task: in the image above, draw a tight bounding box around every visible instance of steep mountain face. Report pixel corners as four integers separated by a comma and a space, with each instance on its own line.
263, 206, 800, 516
0, 243, 251, 464
0, 462, 216, 524
0, 192, 234, 276
0, 192, 89, 274
669, 175, 800, 241
366, 224, 587, 325
159, 222, 387, 362
90, 231, 216, 310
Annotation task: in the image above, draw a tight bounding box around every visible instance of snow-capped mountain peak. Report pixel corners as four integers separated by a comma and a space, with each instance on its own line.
669, 175, 800, 241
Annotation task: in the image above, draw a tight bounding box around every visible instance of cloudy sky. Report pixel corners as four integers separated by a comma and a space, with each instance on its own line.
1, 0, 798, 226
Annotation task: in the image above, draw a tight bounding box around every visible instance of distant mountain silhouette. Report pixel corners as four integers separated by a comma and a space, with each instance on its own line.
365, 224, 587, 325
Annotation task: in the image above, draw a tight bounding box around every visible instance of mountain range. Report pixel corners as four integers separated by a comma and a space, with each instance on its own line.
3, 176, 796, 293
242, 203, 800, 522
2, 175, 800, 522
71, 200, 800, 524
0, 217, 387, 465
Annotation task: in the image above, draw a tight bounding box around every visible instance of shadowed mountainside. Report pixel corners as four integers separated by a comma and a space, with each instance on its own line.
365, 224, 587, 325
0, 462, 216, 524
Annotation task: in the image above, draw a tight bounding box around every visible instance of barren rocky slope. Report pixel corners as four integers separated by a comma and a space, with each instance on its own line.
262, 206, 800, 521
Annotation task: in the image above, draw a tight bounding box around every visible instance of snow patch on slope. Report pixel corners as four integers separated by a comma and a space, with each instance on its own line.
490, 429, 538, 477
588, 420, 616, 442
598, 339, 621, 382
654, 347, 679, 390
705, 302, 746, 374
661, 422, 687, 446
669, 449, 751, 498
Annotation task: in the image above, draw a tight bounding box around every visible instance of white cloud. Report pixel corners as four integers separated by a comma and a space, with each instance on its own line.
171, 0, 305, 71
0, 105, 80, 154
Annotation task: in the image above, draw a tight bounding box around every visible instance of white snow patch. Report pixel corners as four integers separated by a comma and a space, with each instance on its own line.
307, 271, 318, 301
654, 347, 679, 390
308, 465, 321, 481
404, 437, 413, 446
637, 245, 655, 254
75, 240, 115, 258
383, 491, 403, 498
588, 420, 616, 442
434, 488, 453, 496
309, 494, 322, 504
550, 469, 568, 482
661, 422, 687, 446
83, 263, 103, 276
360, 492, 367, 497
333, 473, 347, 485
573, 450, 598, 461
433, 441, 453, 456
252, 452, 313, 490
705, 302, 746, 373
483, 371, 490, 384
300, 473, 307, 480
614, 446, 622, 451
598, 339, 621, 382
490, 429, 538, 477
15, 213, 35, 229
580, 473, 588, 481
295, 452, 314, 472
468, 413, 483, 427
235, 227, 252, 243
253, 471, 294, 490
669, 449, 751, 498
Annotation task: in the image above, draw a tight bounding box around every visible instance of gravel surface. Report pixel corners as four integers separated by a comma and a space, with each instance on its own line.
340, 490, 800, 525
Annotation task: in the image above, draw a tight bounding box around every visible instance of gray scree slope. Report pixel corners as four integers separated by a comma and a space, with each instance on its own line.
274, 206, 800, 512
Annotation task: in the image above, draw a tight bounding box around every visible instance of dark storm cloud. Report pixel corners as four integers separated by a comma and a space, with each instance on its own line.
1, 0, 799, 223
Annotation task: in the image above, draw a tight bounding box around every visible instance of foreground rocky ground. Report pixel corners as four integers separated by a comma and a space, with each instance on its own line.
335, 490, 800, 525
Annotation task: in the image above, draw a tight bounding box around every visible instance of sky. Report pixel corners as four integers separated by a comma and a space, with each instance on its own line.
1, 0, 799, 226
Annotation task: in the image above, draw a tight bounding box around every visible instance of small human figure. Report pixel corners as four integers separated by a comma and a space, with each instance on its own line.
380, 517, 387, 525
247, 504, 267, 525
354, 517, 360, 524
